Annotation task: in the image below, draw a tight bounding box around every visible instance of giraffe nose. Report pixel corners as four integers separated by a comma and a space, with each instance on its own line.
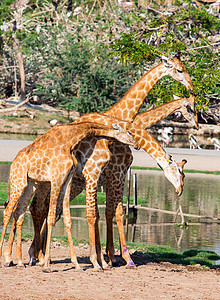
176, 185, 183, 197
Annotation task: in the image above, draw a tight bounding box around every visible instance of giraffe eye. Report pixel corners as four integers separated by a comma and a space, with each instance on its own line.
177, 69, 183, 73
127, 131, 132, 136
186, 105, 194, 113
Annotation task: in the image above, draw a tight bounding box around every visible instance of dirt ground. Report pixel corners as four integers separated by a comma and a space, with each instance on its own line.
0, 240, 219, 300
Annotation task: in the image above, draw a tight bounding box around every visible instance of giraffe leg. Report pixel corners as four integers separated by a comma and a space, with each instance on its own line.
115, 200, 135, 268
4, 180, 39, 267
105, 184, 116, 267
94, 217, 109, 270
0, 180, 28, 266
63, 184, 82, 271
85, 183, 103, 271
106, 169, 135, 268
3, 217, 16, 267
43, 167, 74, 273
28, 182, 51, 266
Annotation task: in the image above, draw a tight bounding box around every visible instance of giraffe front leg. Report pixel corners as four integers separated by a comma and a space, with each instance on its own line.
115, 202, 135, 268
86, 184, 103, 271
94, 218, 109, 270
43, 167, 73, 273
29, 183, 51, 266
63, 181, 81, 271
105, 207, 116, 267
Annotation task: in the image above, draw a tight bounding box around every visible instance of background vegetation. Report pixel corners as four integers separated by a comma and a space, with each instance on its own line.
0, 0, 219, 120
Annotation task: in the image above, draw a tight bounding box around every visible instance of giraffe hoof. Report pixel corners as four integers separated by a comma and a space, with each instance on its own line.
37, 261, 45, 267
28, 257, 37, 266
28, 258, 37, 266
125, 259, 136, 269
42, 267, 51, 273
103, 264, 111, 270
94, 266, 104, 272
4, 261, 14, 267
75, 266, 84, 272
16, 264, 25, 269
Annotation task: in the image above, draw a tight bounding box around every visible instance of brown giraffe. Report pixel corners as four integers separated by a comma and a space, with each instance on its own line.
0, 120, 139, 272
23, 114, 187, 270
28, 93, 198, 268
8, 55, 194, 270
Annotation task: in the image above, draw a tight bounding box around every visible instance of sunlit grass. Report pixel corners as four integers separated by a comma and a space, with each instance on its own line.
0, 186, 147, 206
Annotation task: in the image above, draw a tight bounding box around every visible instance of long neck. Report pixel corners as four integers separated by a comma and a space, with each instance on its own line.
103, 63, 164, 122
133, 98, 184, 129
72, 114, 170, 168
122, 123, 170, 168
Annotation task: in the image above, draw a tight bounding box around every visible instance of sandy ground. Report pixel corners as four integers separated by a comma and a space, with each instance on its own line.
0, 240, 220, 300
0, 140, 219, 299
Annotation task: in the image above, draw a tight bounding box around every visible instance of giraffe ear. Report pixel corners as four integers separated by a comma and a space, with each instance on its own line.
162, 56, 172, 68
178, 159, 187, 170
112, 123, 124, 132
175, 51, 181, 60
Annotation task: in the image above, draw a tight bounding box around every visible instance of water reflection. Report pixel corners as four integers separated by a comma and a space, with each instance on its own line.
0, 167, 219, 256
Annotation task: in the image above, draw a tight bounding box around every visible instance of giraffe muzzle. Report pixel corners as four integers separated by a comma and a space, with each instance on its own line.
176, 185, 183, 197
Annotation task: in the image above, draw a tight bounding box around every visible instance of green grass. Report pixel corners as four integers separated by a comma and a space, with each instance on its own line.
0, 185, 147, 206
131, 166, 220, 175
0, 182, 8, 205
4, 232, 219, 269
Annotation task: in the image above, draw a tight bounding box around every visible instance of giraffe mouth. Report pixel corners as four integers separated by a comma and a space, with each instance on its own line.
176, 186, 183, 197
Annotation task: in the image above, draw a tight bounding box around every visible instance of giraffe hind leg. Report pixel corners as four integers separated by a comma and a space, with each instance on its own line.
4, 180, 39, 267
0, 181, 27, 266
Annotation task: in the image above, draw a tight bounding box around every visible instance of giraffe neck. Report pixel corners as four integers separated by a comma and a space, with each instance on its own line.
73, 114, 170, 169
133, 98, 185, 129
125, 123, 170, 168
103, 63, 164, 122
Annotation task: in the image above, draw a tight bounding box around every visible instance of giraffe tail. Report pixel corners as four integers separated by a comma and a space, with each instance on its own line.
4, 177, 10, 209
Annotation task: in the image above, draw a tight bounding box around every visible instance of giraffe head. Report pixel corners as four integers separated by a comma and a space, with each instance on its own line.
112, 123, 140, 149
162, 54, 194, 91
174, 94, 199, 129
161, 158, 187, 197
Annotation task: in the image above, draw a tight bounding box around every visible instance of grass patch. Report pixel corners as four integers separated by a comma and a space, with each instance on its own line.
0, 161, 11, 165
0, 186, 147, 206
0, 182, 8, 205
131, 166, 220, 175
4, 233, 219, 269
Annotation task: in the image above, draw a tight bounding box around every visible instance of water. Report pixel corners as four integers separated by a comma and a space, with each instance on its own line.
0, 164, 219, 257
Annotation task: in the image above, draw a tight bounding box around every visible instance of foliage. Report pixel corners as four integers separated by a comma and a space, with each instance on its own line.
0, 0, 219, 117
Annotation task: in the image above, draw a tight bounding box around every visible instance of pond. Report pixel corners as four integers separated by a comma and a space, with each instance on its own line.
0, 164, 219, 258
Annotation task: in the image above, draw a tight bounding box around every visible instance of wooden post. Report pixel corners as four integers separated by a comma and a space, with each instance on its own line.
133, 173, 137, 206
126, 167, 131, 217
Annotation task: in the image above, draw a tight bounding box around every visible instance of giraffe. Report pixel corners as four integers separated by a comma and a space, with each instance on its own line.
13, 55, 195, 270
27, 93, 198, 268
24, 115, 187, 270
0, 120, 139, 272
